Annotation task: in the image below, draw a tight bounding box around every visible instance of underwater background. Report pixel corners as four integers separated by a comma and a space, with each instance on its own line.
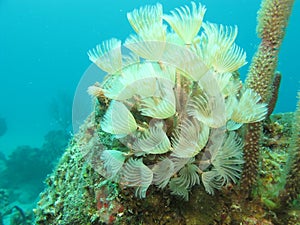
0, 0, 299, 224
0, 0, 299, 154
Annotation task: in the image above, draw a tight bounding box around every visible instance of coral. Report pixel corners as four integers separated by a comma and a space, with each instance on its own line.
40, 130, 71, 166
255, 114, 291, 208
0, 128, 70, 222
267, 72, 281, 117
0, 130, 69, 191
34, 116, 105, 225
0, 189, 34, 225
0, 189, 9, 209
241, 0, 295, 194
0, 146, 49, 189
34, 115, 189, 224
248, 0, 294, 102
279, 92, 300, 206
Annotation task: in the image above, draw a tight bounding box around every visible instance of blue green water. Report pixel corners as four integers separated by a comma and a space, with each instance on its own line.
0, 0, 299, 152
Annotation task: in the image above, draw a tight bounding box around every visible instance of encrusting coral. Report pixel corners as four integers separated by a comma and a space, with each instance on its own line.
241, 0, 295, 195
